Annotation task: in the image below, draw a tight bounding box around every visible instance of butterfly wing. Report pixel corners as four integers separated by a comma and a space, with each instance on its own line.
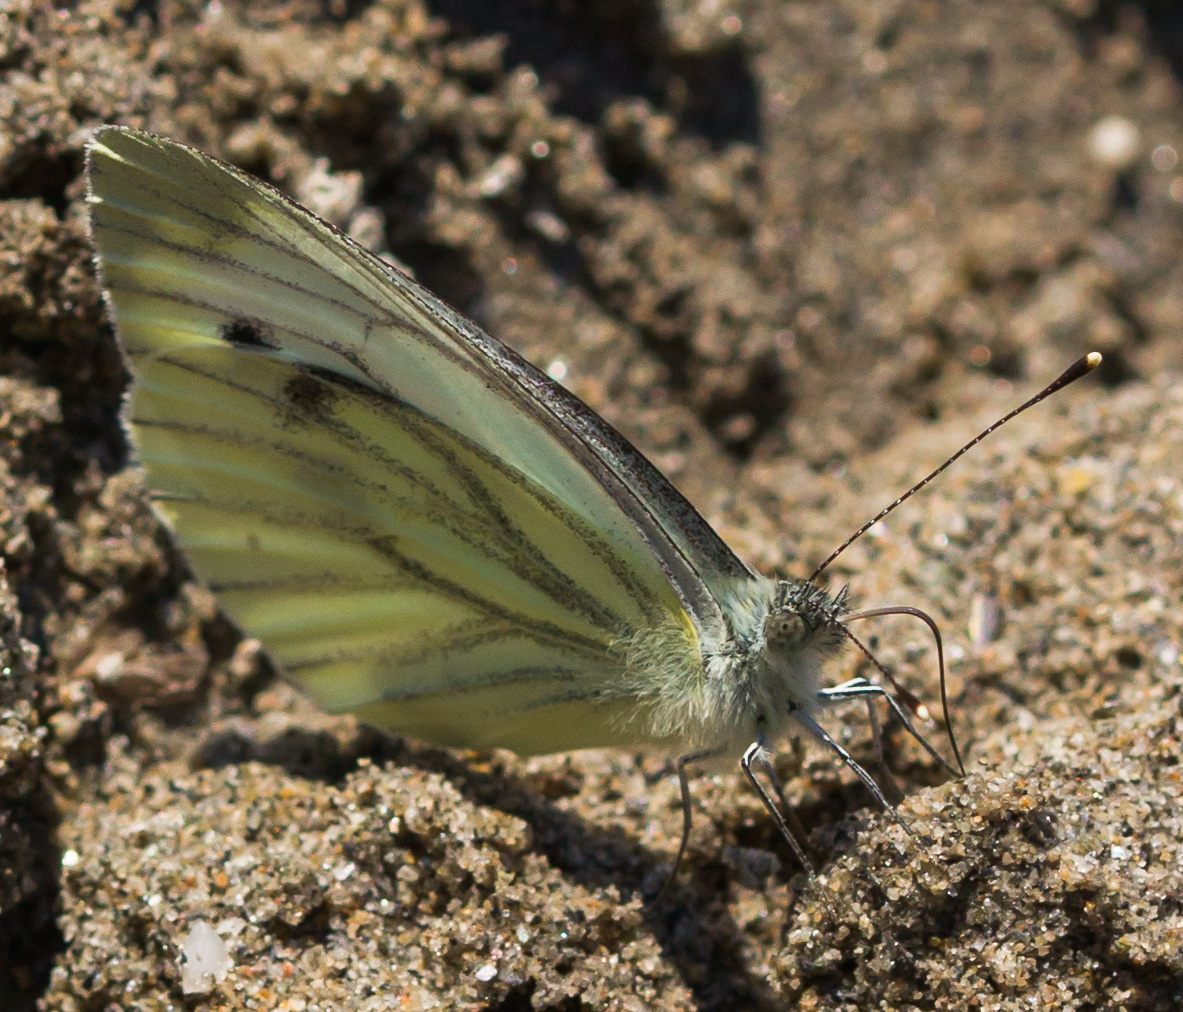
86, 126, 752, 753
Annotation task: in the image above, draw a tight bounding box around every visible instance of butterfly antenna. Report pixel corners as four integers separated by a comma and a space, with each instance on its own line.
808, 352, 1102, 583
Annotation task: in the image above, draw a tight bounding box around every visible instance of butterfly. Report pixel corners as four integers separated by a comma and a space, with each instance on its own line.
86, 125, 1099, 879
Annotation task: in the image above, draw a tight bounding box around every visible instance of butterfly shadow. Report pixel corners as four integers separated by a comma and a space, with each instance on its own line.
194, 719, 792, 1012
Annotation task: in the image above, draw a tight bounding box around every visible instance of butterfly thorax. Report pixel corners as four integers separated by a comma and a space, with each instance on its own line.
622, 575, 849, 754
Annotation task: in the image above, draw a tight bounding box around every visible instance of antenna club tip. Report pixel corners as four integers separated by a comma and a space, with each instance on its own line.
1085, 351, 1103, 369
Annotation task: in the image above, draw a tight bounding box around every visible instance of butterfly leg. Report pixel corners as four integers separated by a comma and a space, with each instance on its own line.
740, 735, 816, 875
754, 751, 817, 862
821, 677, 903, 799
870, 683, 903, 800
656, 747, 716, 899
792, 710, 912, 835
819, 678, 960, 777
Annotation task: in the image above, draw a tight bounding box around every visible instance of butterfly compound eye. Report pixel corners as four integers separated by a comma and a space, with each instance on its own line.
764, 611, 809, 650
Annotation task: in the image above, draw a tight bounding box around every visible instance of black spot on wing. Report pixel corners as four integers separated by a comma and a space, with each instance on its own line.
283, 370, 339, 425
222, 316, 278, 349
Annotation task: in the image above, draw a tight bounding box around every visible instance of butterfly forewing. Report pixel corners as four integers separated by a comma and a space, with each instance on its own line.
87, 126, 742, 753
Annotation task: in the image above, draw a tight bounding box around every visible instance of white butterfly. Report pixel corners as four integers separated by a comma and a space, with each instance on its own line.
86, 126, 1099, 878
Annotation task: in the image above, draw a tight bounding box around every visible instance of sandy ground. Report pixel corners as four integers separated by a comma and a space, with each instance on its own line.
1, 0, 1181, 1008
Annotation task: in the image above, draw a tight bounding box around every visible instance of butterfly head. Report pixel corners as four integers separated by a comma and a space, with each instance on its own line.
746, 579, 850, 716
763, 580, 850, 659
688, 577, 852, 752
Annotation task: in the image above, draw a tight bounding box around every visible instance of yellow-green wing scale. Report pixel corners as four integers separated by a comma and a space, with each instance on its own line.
86, 126, 751, 754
